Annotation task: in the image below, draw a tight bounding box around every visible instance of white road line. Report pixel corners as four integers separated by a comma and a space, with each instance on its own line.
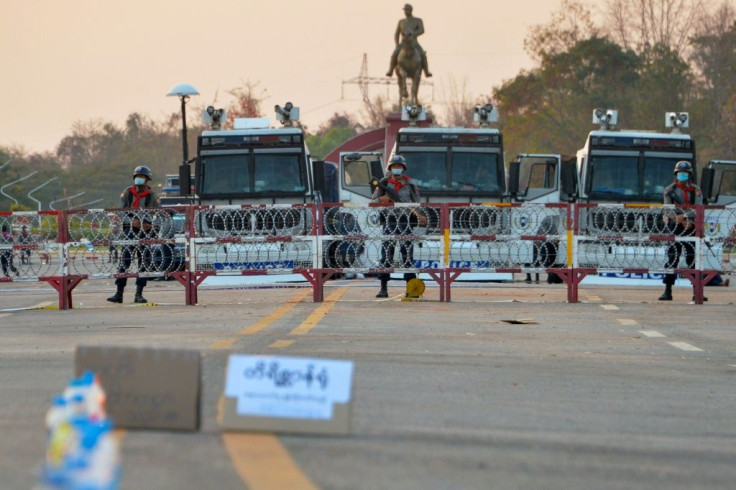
668, 341, 703, 352
601, 304, 619, 310
639, 330, 666, 338
618, 319, 638, 325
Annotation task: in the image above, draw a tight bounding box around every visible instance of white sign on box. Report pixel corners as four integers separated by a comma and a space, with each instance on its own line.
224, 355, 354, 420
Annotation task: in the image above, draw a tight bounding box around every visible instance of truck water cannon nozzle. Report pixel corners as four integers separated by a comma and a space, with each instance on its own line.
203, 106, 226, 130
401, 104, 426, 126
665, 112, 689, 133
592, 108, 618, 130
474, 103, 498, 127
275, 102, 299, 127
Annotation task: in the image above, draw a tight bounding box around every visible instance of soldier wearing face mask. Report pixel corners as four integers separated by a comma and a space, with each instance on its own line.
107, 165, 156, 304
372, 154, 427, 298
658, 160, 704, 302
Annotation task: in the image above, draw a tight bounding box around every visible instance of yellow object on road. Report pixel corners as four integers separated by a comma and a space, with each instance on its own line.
406, 278, 425, 298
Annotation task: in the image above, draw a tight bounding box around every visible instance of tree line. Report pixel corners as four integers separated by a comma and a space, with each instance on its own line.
2, 0, 735, 211
494, 0, 736, 161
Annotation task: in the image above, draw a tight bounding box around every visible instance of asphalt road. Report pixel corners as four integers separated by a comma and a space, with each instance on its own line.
1, 277, 734, 490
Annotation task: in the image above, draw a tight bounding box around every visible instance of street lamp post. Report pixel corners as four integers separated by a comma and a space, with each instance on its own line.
75, 198, 104, 209
49, 192, 85, 211
167, 82, 199, 164
167, 83, 199, 197
28, 177, 59, 211
1, 171, 38, 206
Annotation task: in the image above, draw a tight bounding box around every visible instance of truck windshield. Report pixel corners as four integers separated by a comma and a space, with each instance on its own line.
403, 150, 501, 193
201, 154, 250, 195
589, 154, 688, 202
589, 155, 638, 197
642, 157, 677, 199
254, 154, 304, 192
199, 152, 305, 196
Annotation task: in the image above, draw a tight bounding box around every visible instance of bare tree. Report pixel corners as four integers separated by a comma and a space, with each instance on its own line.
438, 76, 476, 128
360, 94, 394, 130
604, 0, 711, 55
224, 81, 268, 128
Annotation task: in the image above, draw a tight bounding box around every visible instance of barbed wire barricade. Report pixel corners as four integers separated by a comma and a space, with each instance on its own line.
0, 211, 61, 282
574, 204, 734, 304
1, 203, 731, 308
189, 204, 319, 301
322, 202, 445, 296
703, 206, 736, 277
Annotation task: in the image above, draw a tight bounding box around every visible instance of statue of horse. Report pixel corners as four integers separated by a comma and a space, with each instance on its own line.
395, 33, 423, 107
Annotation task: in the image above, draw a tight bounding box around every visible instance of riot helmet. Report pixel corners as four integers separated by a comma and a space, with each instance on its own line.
673, 161, 693, 175
387, 154, 408, 171
133, 165, 153, 181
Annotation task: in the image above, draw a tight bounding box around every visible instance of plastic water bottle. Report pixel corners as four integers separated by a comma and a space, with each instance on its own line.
69, 418, 121, 490
42, 416, 80, 489
45, 395, 70, 434
40, 372, 117, 489
62, 371, 107, 421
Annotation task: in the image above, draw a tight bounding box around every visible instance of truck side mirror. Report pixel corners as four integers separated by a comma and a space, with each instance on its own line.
312, 161, 339, 203
700, 167, 715, 204
312, 160, 326, 200
507, 160, 520, 197
178, 165, 192, 197
560, 158, 577, 202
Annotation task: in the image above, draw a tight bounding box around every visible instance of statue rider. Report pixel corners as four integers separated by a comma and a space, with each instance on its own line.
386, 3, 432, 78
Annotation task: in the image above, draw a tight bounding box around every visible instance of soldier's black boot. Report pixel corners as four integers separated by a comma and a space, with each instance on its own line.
658, 285, 673, 301
107, 285, 124, 303
134, 285, 148, 304
376, 279, 388, 298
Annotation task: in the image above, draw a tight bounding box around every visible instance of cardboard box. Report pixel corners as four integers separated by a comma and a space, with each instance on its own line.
218, 396, 351, 435
218, 355, 353, 435
75, 346, 201, 431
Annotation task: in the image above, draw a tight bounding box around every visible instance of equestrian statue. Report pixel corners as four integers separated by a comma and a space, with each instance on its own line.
386, 3, 432, 107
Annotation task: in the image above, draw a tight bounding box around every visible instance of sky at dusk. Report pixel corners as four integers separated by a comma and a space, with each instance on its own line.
1, 0, 598, 153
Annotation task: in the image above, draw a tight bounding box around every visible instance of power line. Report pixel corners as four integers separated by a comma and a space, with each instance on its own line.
341, 53, 434, 103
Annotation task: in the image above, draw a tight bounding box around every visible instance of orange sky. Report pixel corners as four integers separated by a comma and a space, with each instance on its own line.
1, 0, 597, 153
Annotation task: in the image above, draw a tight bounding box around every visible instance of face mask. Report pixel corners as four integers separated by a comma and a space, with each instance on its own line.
676, 172, 689, 182
390, 168, 403, 176
134, 177, 146, 186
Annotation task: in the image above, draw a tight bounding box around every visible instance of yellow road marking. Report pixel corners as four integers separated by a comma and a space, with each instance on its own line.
239, 289, 312, 335
586, 295, 602, 301
289, 287, 348, 336
222, 433, 318, 490
210, 338, 239, 350
32, 301, 55, 309
268, 339, 295, 349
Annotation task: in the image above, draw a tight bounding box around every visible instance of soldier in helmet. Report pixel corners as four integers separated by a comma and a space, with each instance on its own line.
107, 165, 156, 304
372, 154, 427, 298
1, 223, 19, 278
386, 3, 432, 78
658, 160, 704, 302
